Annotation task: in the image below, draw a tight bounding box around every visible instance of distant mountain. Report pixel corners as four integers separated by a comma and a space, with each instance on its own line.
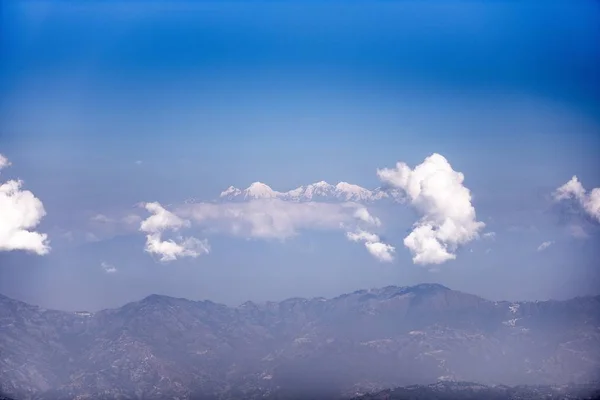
351, 381, 600, 400
218, 181, 401, 202
1, 285, 599, 399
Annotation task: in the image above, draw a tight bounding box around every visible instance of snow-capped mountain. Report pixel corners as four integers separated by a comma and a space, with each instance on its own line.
219, 181, 400, 202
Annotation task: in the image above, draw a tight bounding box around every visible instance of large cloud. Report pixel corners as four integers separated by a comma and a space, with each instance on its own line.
0, 154, 50, 255
553, 176, 600, 223
377, 153, 484, 265
140, 202, 209, 262
176, 199, 393, 261
178, 199, 373, 240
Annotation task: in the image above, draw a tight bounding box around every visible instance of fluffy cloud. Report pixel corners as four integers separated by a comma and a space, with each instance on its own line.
553, 176, 600, 223
346, 229, 395, 262
140, 202, 209, 262
365, 241, 395, 262
0, 155, 50, 255
144, 233, 210, 262
141, 202, 190, 233
353, 207, 381, 226
537, 241, 553, 252
377, 153, 484, 265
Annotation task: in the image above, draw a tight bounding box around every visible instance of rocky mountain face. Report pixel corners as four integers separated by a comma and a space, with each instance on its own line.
1, 284, 599, 399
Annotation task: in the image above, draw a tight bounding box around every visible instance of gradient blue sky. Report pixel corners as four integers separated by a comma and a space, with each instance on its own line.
1, 0, 599, 311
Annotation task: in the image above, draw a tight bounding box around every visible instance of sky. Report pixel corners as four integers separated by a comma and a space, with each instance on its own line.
1, 0, 599, 311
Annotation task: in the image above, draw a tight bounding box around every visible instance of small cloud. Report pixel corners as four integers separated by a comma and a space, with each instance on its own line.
345, 229, 395, 262
85, 232, 100, 242
567, 224, 589, 239
101, 261, 117, 273
353, 208, 381, 227
553, 176, 600, 223
91, 214, 113, 223
482, 232, 496, 240
485, 248, 492, 254
135, 160, 143, 165
0, 154, 11, 170
537, 241, 554, 252
144, 233, 210, 262
364, 241, 395, 262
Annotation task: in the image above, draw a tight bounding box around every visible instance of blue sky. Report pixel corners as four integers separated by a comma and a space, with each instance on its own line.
0, 0, 599, 311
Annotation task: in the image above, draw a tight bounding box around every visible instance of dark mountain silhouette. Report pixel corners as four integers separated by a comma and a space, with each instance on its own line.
1, 285, 599, 399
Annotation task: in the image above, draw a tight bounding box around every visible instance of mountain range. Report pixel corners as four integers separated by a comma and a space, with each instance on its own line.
218, 181, 401, 202
1, 284, 599, 399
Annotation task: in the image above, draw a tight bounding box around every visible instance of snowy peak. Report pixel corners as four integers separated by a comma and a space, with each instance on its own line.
335, 182, 386, 201
298, 181, 336, 200
219, 181, 401, 202
243, 182, 279, 199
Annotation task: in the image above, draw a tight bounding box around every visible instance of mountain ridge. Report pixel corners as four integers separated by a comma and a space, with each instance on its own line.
1, 284, 599, 400
218, 181, 401, 203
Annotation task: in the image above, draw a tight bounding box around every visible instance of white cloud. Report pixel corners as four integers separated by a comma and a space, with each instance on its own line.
0, 154, 11, 170
140, 202, 209, 262
553, 176, 600, 222
346, 229, 380, 243
178, 199, 369, 240
364, 241, 395, 262
537, 241, 553, 252
353, 207, 381, 227
483, 232, 496, 240
345, 229, 395, 262
0, 155, 50, 255
174, 198, 391, 261
141, 202, 190, 233
144, 233, 210, 262
101, 261, 117, 273
377, 153, 484, 265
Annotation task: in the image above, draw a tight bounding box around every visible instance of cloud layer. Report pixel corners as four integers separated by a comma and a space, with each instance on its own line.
177, 199, 393, 261
377, 153, 485, 265
0, 155, 50, 255
553, 176, 600, 223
